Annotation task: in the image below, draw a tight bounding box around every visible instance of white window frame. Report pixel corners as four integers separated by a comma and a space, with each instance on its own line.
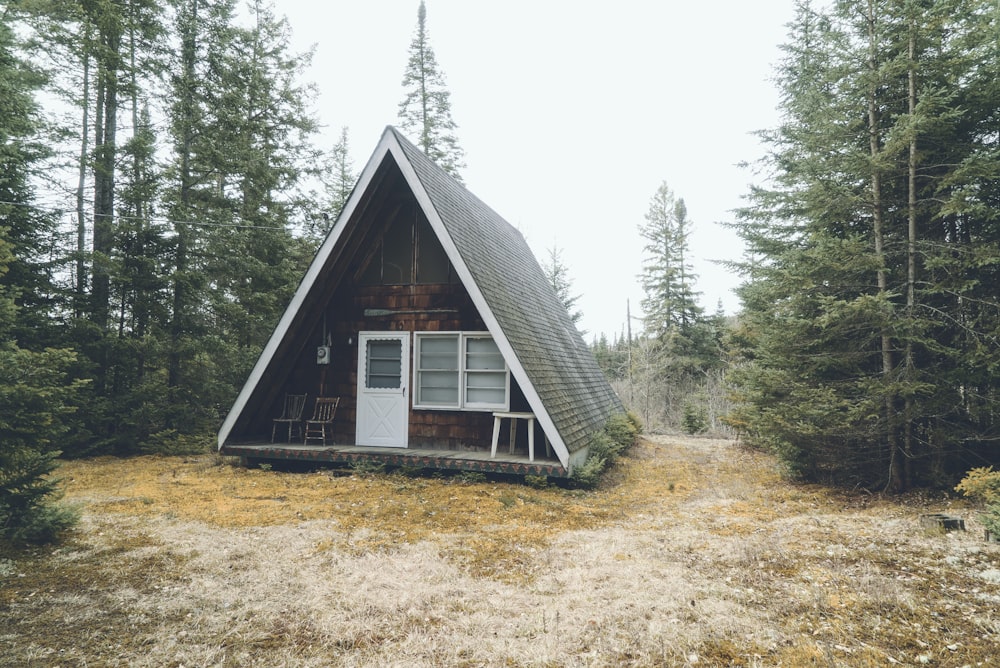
413, 332, 510, 411
413, 333, 460, 408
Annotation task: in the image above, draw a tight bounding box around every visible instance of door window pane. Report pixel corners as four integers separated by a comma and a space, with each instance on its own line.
366, 339, 402, 389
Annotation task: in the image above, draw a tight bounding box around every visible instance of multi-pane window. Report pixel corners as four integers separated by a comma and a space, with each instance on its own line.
464, 337, 506, 406
415, 336, 459, 405
415, 333, 508, 410
358, 211, 459, 285
366, 339, 402, 389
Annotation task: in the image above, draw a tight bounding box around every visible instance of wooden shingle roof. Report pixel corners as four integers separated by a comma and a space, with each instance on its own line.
388, 128, 623, 463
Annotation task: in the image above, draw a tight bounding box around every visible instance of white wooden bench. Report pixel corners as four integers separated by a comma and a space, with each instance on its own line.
490, 411, 540, 461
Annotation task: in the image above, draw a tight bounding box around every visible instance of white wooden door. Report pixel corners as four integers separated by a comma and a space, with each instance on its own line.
356, 332, 409, 447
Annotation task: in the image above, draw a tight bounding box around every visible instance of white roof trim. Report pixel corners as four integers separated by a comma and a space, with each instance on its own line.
384, 136, 571, 468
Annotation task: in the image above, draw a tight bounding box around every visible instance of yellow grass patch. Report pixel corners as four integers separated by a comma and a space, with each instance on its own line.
55, 438, 698, 583
5, 435, 994, 667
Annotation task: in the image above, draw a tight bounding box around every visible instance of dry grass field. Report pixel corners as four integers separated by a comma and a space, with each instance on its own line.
2, 435, 999, 667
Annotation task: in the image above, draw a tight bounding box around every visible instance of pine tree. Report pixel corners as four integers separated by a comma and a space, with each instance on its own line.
313, 125, 356, 239
542, 244, 584, 331
160, 0, 320, 434
728, 0, 1000, 490
200, 0, 318, 350
163, 0, 236, 409
0, 9, 62, 348
0, 18, 81, 544
633, 181, 722, 429
23, 0, 167, 451
85, 0, 126, 342
398, 0, 465, 180
638, 182, 702, 337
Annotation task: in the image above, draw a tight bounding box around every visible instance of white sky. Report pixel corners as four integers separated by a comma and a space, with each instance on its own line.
279, 0, 796, 338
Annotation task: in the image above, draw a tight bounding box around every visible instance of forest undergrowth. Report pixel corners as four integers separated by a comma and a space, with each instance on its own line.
1, 436, 998, 666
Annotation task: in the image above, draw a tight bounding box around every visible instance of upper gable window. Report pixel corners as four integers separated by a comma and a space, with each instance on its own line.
359, 209, 459, 286
415, 217, 452, 284
382, 216, 413, 283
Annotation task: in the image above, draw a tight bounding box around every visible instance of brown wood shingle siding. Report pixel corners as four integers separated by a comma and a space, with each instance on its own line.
235, 200, 532, 452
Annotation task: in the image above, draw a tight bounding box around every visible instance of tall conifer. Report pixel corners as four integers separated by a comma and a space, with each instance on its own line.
0, 16, 81, 543
729, 0, 1000, 490
398, 0, 465, 181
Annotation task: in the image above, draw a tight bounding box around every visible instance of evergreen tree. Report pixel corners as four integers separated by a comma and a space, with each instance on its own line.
200, 0, 318, 350
160, 0, 320, 434
22, 0, 167, 452
542, 244, 584, 330
0, 227, 83, 543
5, 0, 329, 455
163, 0, 238, 423
0, 9, 63, 349
632, 181, 723, 429
83, 0, 127, 344
638, 182, 702, 337
398, 0, 465, 180
0, 17, 81, 544
591, 332, 629, 381
314, 125, 355, 239
100, 1, 170, 445
637, 181, 717, 380
728, 0, 1000, 490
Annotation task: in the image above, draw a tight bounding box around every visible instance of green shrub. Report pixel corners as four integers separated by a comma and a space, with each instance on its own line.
524, 474, 549, 489
569, 453, 606, 490
0, 346, 83, 545
5, 501, 79, 545
604, 412, 640, 452
588, 431, 616, 462
625, 410, 643, 435
956, 467, 1000, 536
0, 448, 79, 545
139, 429, 214, 456
454, 471, 487, 485
570, 411, 642, 489
682, 403, 708, 434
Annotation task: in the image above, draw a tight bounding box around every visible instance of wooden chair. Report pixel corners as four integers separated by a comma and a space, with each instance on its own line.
271, 393, 308, 443
304, 397, 340, 446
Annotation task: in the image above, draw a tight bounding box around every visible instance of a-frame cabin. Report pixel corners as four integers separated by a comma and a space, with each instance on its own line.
218, 127, 623, 477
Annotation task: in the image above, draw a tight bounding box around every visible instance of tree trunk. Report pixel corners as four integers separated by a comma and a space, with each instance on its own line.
90, 13, 121, 396
903, 16, 919, 490
169, 0, 198, 392
866, 0, 901, 492
75, 25, 90, 319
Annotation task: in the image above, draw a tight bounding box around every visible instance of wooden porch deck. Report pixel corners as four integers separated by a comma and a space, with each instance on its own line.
220, 442, 569, 478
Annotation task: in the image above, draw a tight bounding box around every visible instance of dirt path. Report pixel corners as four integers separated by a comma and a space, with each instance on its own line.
2, 436, 998, 666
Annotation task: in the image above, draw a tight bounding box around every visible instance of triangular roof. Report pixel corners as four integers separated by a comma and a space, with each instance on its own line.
218, 126, 623, 470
